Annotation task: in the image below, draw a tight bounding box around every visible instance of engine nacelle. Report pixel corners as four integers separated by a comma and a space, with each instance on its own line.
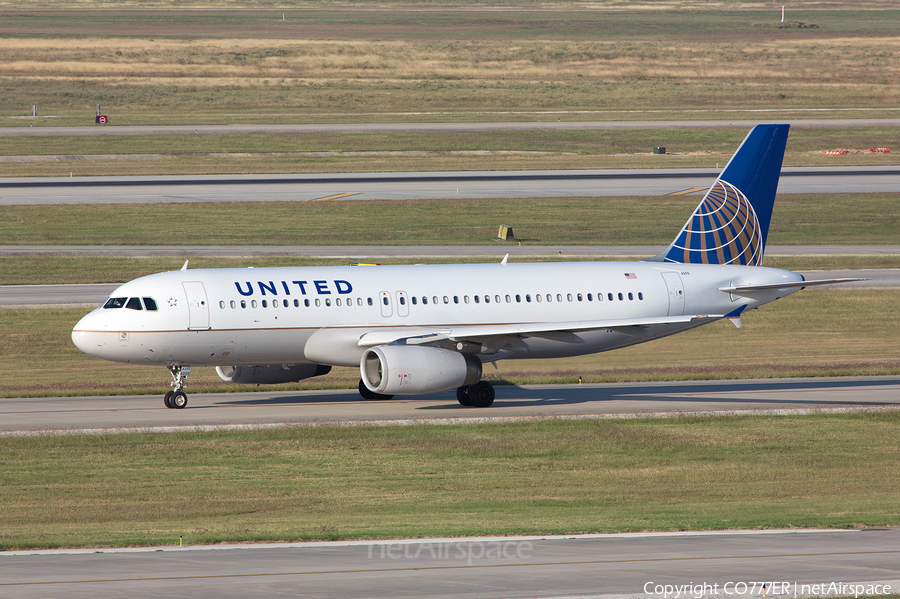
216, 364, 331, 385
360, 346, 482, 395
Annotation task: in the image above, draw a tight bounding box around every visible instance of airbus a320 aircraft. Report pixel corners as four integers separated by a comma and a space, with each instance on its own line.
73, 124, 859, 409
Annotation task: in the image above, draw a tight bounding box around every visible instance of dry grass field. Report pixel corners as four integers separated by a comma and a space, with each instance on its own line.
1, 5, 899, 126
2, 35, 899, 87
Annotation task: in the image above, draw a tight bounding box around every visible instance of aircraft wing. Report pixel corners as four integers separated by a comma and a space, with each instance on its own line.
357, 314, 719, 350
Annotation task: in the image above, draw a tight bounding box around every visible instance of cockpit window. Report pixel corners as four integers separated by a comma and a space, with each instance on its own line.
126, 297, 143, 311
143, 297, 158, 311
103, 297, 127, 309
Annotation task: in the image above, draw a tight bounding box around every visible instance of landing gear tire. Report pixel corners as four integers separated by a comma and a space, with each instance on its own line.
468, 381, 495, 408
166, 365, 192, 410
171, 391, 188, 409
358, 379, 394, 401
456, 386, 472, 406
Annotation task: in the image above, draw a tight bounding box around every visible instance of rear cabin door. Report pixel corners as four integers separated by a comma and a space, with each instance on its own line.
661, 272, 685, 316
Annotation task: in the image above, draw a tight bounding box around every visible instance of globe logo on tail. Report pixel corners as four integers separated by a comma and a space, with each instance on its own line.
664, 179, 763, 266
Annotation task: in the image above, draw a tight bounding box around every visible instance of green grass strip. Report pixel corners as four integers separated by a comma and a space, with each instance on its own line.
2, 413, 899, 550
2, 193, 898, 247
2, 127, 899, 177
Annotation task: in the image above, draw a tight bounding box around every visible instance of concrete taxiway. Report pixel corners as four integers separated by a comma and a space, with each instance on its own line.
2, 377, 898, 436
3, 117, 900, 137
2, 529, 899, 599
2, 166, 899, 205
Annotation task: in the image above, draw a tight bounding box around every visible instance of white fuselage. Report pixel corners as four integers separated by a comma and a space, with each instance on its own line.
72, 260, 804, 368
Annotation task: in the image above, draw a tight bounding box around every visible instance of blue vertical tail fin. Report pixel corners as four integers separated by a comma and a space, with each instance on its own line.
650, 124, 790, 266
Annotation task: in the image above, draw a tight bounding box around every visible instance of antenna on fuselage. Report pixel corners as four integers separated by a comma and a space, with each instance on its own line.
501, 254, 509, 265
181, 260, 189, 271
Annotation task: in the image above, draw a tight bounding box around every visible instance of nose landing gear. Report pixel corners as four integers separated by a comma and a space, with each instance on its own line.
164, 365, 191, 409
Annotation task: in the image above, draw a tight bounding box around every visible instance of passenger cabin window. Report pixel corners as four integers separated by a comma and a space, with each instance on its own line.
126, 297, 143, 310
104, 297, 127, 309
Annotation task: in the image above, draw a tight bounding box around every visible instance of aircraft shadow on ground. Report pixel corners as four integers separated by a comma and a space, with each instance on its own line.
215, 378, 900, 410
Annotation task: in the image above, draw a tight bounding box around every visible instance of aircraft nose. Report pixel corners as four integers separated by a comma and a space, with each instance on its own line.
71, 311, 107, 358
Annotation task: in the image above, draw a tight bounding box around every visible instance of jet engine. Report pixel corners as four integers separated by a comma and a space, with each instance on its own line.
360, 345, 482, 395
216, 364, 332, 385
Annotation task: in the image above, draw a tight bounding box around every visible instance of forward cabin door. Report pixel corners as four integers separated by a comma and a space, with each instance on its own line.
183, 281, 211, 330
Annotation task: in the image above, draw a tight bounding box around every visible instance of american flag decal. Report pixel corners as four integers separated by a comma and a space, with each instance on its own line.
625, 273, 637, 279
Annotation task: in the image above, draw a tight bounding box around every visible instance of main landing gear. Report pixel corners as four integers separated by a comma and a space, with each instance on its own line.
457, 381, 495, 408
164, 365, 191, 409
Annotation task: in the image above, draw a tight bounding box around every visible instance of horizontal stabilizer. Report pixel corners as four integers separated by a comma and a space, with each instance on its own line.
720, 278, 866, 293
